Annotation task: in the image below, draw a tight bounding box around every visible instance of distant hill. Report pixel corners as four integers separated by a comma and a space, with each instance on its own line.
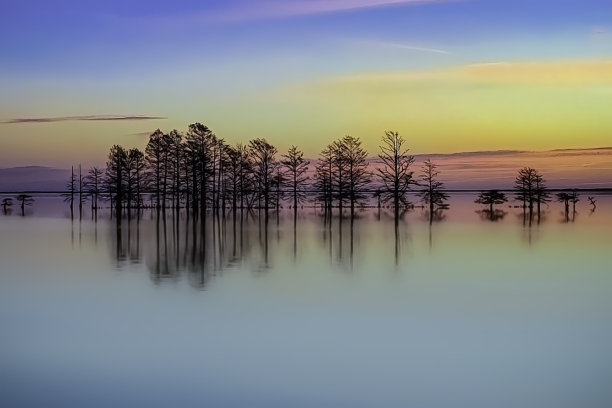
0, 166, 70, 192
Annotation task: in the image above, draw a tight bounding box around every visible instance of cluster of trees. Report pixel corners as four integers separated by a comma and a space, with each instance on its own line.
1, 194, 34, 216
51, 123, 595, 222
65, 125, 450, 218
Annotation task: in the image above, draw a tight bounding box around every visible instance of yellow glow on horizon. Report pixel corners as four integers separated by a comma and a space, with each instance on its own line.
261, 59, 612, 155
2, 59, 612, 167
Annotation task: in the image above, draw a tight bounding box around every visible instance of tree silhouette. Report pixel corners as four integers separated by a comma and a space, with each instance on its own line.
377, 130, 415, 212
51, 121, 601, 225
185, 123, 215, 215
62, 165, 77, 216
105, 145, 128, 212
281, 145, 310, 212
556, 190, 579, 222
168, 129, 183, 209
249, 138, 278, 211
337, 135, 370, 217
475, 190, 508, 215
127, 148, 146, 209
418, 160, 448, 224
223, 144, 241, 211
588, 196, 597, 212
15, 194, 34, 216
84, 166, 104, 211
2, 197, 13, 214
514, 167, 549, 215
314, 145, 334, 216
145, 129, 167, 209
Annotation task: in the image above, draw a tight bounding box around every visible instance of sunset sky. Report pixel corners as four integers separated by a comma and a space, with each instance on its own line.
1, 0, 612, 167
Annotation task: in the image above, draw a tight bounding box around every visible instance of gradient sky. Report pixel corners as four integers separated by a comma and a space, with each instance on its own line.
1, 0, 612, 167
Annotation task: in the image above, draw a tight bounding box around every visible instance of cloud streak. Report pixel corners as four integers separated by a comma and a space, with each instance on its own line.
3, 115, 166, 124
359, 39, 452, 55
146, 0, 456, 25
305, 59, 612, 87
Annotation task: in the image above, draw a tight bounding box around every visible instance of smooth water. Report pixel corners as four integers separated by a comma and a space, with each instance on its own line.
1, 194, 612, 408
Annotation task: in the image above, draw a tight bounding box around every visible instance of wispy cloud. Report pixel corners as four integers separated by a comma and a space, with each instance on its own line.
3, 115, 166, 124
303, 59, 612, 87
213, 0, 452, 21
130, 0, 458, 26
358, 39, 452, 55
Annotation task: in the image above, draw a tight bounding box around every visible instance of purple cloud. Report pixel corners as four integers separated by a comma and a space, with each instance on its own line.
3, 115, 166, 124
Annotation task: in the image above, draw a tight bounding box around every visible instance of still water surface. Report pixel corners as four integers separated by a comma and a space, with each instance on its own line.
1, 194, 612, 407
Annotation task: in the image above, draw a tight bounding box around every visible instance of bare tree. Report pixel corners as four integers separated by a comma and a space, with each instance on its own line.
588, 196, 597, 211
2, 197, 13, 214
249, 138, 278, 211
377, 130, 415, 212
515, 167, 549, 213
105, 145, 128, 212
62, 165, 77, 216
168, 129, 183, 209
15, 194, 34, 216
327, 136, 369, 216
314, 145, 334, 215
557, 190, 579, 221
281, 145, 310, 212
185, 123, 215, 216
84, 167, 104, 211
236, 143, 252, 210
145, 129, 166, 209
418, 159, 448, 223
126, 148, 145, 209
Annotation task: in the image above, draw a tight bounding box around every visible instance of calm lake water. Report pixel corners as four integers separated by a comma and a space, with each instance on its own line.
1, 194, 612, 407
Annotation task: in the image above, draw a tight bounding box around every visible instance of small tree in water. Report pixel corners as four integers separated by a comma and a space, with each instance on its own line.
377, 131, 415, 213
15, 194, 34, 216
2, 197, 13, 214
281, 145, 310, 212
418, 160, 448, 223
557, 191, 579, 222
475, 190, 508, 214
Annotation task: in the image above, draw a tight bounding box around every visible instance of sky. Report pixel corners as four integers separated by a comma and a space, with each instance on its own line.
1, 0, 612, 167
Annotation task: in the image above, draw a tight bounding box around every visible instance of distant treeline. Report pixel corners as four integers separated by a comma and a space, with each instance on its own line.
54, 123, 593, 220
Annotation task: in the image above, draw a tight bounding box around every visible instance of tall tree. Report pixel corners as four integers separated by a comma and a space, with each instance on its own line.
236, 143, 252, 209
186, 123, 215, 216
62, 166, 77, 215
168, 129, 183, 209
281, 145, 310, 212
377, 131, 415, 212
418, 159, 448, 223
145, 129, 166, 209
515, 167, 549, 219
105, 145, 128, 211
341, 135, 370, 216
84, 167, 104, 211
249, 138, 278, 211
127, 148, 145, 209
330, 140, 349, 215
314, 145, 334, 215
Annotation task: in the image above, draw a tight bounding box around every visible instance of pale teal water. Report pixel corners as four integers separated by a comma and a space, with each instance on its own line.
1, 195, 611, 407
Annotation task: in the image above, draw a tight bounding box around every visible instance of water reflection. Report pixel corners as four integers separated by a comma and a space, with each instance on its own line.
475, 209, 507, 222
3, 195, 612, 407
20, 192, 603, 283
58, 194, 608, 284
